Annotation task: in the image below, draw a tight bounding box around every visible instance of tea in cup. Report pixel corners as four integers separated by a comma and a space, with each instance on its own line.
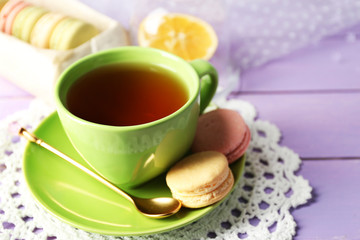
55, 46, 218, 188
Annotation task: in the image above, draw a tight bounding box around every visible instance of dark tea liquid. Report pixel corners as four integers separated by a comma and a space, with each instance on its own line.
66, 63, 188, 126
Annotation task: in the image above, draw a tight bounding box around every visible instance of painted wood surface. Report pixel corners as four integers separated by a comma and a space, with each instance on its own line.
1, 1, 359, 239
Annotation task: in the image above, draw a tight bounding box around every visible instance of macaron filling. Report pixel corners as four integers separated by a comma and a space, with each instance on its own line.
226, 126, 251, 163
172, 167, 231, 197
30, 12, 65, 48
166, 151, 235, 208
171, 170, 234, 208
191, 109, 251, 163
50, 17, 99, 50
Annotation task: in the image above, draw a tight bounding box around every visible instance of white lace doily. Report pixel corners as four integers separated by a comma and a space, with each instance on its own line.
0, 99, 312, 240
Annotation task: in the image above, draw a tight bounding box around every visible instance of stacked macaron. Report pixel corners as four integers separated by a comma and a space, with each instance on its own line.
0, 0, 99, 50
166, 108, 251, 208
166, 151, 234, 208
0, 0, 30, 34
191, 108, 251, 164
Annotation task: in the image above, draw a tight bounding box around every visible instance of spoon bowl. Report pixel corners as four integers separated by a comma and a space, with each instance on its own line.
17, 127, 182, 218
132, 196, 182, 218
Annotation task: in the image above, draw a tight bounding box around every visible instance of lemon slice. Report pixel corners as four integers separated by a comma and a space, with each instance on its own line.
138, 9, 218, 61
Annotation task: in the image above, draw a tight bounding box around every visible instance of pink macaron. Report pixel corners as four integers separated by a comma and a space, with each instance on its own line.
191, 108, 251, 164
0, 0, 30, 34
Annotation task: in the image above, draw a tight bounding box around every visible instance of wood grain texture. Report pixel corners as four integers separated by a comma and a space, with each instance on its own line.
293, 160, 360, 240
237, 92, 360, 158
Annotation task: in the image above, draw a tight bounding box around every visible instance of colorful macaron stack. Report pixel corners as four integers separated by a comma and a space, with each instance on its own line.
166, 108, 251, 208
0, 0, 99, 50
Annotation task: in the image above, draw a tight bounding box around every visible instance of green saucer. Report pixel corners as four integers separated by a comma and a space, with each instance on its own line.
23, 112, 245, 236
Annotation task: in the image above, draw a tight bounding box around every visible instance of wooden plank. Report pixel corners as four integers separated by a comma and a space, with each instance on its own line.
237, 92, 360, 158
293, 159, 360, 240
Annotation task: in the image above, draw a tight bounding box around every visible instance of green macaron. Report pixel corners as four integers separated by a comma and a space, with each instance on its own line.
12, 5, 47, 42
49, 17, 99, 50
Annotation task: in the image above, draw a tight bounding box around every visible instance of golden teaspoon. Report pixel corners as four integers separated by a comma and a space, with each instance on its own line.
17, 127, 182, 218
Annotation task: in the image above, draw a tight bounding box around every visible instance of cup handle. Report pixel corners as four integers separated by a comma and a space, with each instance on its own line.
189, 59, 218, 114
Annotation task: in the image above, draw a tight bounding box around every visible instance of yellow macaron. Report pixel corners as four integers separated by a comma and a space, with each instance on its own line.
30, 12, 66, 48
49, 17, 99, 50
12, 5, 48, 42
166, 151, 234, 208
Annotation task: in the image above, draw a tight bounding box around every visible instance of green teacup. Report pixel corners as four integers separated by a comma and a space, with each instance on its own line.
54, 46, 218, 188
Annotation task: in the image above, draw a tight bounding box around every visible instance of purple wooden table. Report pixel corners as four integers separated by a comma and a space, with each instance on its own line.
238, 27, 360, 239
1, 2, 360, 240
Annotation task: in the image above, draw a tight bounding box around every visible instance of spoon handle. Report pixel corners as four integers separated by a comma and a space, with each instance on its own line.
19, 128, 134, 203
